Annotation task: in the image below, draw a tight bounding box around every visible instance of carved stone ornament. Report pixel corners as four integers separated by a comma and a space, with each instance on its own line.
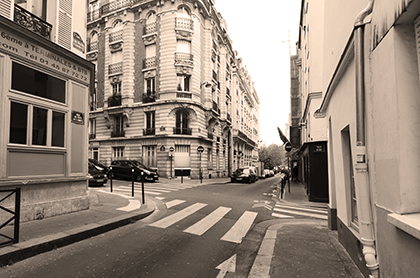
86, 52, 98, 61
123, 108, 134, 127
110, 76, 121, 84
175, 66, 192, 75
110, 42, 123, 53
143, 34, 157, 45
144, 70, 156, 79
104, 111, 111, 128
175, 30, 192, 41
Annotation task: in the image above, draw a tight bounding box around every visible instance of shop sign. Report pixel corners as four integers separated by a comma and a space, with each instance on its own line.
0, 27, 90, 83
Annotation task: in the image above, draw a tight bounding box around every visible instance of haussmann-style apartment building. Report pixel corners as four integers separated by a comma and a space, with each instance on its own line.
86, 0, 260, 179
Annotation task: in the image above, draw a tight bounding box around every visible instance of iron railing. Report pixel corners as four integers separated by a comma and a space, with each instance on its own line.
0, 188, 21, 247
14, 5, 52, 40
173, 127, 192, 135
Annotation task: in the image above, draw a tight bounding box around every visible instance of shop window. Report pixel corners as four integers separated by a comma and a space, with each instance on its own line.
9, 101, 65, 147
12, 62, 66, 103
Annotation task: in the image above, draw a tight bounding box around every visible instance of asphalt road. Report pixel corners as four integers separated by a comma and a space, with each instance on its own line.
0, 176, 282, 278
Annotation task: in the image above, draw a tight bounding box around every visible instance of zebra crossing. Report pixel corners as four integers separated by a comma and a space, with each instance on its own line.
107, 180, 204, 197
271, 201, 328, 219
148, 199, 258, 244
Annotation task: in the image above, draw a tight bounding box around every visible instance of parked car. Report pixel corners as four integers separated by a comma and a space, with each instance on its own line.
88, 160, 108, 187
108, 160, 159, 182
263, 169, 270, 178
231, 167, 257, 183
269, 170, 275, 177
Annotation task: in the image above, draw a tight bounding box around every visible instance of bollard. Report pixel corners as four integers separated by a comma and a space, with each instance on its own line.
141, 171, 145, 204
181, 168, 183, 184
109, 167, 113, 193
131, 168, 135, 197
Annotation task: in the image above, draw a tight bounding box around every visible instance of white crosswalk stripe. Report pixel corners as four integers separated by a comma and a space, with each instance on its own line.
149, 203, 207, 229
220, 211, 258, 243
148, 201, 258, 244
184, 206, 231, 236
272, 202, 328, 219
107, 181, 204, 197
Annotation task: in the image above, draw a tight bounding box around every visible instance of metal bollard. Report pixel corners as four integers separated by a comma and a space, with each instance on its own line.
109, 166, 113, 193
131, 168, 135, 197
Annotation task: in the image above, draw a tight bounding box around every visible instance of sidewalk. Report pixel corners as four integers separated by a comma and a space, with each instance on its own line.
0, 177, 229, 267
248, 180, 364, 278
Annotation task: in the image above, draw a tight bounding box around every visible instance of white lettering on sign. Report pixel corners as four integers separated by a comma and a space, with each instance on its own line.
0, 29, 90, 83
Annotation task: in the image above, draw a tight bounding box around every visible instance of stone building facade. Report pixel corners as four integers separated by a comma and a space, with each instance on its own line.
86, 0, 260, 179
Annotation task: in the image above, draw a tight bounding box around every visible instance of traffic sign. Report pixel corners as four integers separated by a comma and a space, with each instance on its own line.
285, 142, 292, 152
197, 146, 204, 153
169, 147, 175, 152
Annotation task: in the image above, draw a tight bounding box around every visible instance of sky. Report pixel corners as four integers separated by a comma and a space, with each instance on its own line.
214, 1, 301, 146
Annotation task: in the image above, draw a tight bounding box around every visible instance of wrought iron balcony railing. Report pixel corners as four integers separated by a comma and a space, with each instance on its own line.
87, 41, 98, 52
111, 130, 125, 137
143, 128, 155, 136
176, 92, 192, 99
174, 53, 193, 67
142, 92, 156, 103
108, 95, 121, 107
173, 127, 192, 135
14, 5, 52, 40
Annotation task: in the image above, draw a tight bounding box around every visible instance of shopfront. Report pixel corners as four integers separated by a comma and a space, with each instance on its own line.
0, 17, 94, 222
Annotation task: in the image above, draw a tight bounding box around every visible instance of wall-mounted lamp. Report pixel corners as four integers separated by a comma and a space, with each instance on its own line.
200, 82, 212, 88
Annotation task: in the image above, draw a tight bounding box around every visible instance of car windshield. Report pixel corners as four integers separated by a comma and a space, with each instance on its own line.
235, 168, 249, 174
132, 161, 146, 168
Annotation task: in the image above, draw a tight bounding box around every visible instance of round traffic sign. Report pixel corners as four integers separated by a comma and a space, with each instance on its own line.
197, 146, 204, 153
169, 147, 175, 152
285, 142, 292, 152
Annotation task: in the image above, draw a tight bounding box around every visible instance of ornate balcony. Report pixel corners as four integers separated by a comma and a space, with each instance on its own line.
176, 92, 192, 99
142, 92, 156, 103
108, 95, 121, 107
143, 22, 157, 35
111, 130, 125, 137
109, 62, 123, 75
175, 17, 194, 31
173, 127, 192, 135
143, 57, 156, 69
109, 30, 123, 43
174, 53, 193, 68
14, 5, 52, 40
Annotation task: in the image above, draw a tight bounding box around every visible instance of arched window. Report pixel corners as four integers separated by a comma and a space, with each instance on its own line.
177, 6, 190, 18
89, 31, 98, 52
113, 19, 123, 30
146, 12, 156, 24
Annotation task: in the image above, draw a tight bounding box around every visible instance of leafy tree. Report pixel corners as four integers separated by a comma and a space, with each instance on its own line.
258, 143, 285, 169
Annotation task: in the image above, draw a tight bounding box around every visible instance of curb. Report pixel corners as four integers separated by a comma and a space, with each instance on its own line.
0, 201, 155, 267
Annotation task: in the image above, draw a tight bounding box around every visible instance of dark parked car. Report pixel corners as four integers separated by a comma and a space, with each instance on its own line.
108, 160, 159, 182
231, 167, 257, 183
88, 160, 108, 187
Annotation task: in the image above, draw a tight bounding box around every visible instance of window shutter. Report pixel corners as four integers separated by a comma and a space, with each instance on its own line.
415, 15, 420, 85
0, 0, 12, 19
58, 0, 73, 50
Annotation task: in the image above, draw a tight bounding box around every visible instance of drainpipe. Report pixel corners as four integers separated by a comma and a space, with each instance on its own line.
354, 1, 379, 278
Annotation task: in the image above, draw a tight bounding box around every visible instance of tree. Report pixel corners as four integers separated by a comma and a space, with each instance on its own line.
258, 143, 285, 169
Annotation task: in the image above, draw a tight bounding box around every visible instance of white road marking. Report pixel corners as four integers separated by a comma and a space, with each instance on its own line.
221, 211, 258, 243
272, 212, 294, 218
149, 203, 207, 229
275, 203, 328, 214
184, 206, 232, 236
116, 199, 141, 212
166, 199, 186, 209
273, 207, 328, 220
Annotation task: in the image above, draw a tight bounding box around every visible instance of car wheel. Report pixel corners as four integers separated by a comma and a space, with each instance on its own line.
136, 174, 143, 182
231, 178, 235, 183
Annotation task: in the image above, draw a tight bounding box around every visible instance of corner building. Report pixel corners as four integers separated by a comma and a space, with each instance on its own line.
87, 0, 260, 179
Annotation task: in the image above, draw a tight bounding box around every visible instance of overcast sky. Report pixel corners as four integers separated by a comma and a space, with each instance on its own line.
214, 1, 301, 146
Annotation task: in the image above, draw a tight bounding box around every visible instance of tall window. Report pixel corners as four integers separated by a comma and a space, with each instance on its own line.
208, 148, 213, 170
145, 111, 155, 135
112, 114, 124, 137
112, 82, 121, 95
177, 75, 190, 91
143, 145, 157, 167
145, 78, 155, 94
16, 0, 47, 20
92, 147, 99, 160
175, 110, 189, 134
